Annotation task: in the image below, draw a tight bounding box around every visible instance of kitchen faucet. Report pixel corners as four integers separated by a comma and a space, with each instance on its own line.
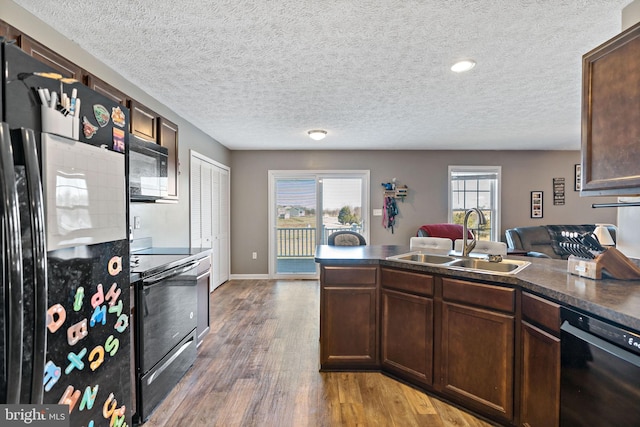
462, 208, 487, 257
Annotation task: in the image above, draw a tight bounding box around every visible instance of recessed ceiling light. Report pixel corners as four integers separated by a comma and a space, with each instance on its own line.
308, 130, 327, 140
451, 60, 476, 73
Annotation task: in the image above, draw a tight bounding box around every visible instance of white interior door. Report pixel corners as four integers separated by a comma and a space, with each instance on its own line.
190, 151, 230, 291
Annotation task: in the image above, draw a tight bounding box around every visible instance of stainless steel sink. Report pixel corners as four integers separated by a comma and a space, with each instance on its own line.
389, 253, 458, 264
387, 252, 530, 275
448, 257, 530, 275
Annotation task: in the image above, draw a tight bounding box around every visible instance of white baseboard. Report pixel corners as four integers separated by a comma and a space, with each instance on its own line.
229, 274, 270, 280
228, 274, 319, 280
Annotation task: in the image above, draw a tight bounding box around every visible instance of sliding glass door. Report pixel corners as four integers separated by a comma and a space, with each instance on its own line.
269, 171, 369, 278
320, 177, 364, 244
273, 177, 317, 275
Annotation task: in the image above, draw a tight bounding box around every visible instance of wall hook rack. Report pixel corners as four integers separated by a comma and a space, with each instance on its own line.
381, 179, 408, 202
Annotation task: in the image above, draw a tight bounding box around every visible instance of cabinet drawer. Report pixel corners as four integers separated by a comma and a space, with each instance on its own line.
381, 268, 434, 297
522, 292, 560, 334
323, 265, 377, 286
442, 278, 515, 313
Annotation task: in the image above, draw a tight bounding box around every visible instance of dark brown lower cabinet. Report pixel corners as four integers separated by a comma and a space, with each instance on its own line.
439, 278, 515, 423
320, 265, 379, 369
520, 292, 561, 427
520, 321, 560, 427
318, 264, 566, 426
380, 267, 435, 385
381, 289, 433, 385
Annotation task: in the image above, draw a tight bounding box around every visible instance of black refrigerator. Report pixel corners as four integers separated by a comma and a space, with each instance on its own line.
0, 40, 131, 426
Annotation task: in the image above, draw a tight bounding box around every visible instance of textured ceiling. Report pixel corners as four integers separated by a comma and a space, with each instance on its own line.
11, 0, 632, 150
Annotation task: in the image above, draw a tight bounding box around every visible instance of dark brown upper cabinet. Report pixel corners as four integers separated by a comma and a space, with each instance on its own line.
21, 35, 83, 80
0, 19, 22, 46
581, 21, 640, 196
159, 117, 179, 200
128, 99, 158, 142
85, 74, 127, 106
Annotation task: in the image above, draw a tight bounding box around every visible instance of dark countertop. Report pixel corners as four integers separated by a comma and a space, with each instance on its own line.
315, 245, 640, 332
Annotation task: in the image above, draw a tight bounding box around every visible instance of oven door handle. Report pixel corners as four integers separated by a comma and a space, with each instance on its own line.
145, 335, 195, 386
143, 260, 201, 286
561, 321, 640, 368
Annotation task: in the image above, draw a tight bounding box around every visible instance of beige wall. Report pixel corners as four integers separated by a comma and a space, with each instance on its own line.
2, 0, 231, 247
230, 150, 617, 274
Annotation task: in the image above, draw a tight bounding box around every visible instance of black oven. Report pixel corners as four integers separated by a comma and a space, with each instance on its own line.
560, 307, 640, 426
135, 257, 200, 422
129, 135, 168, 201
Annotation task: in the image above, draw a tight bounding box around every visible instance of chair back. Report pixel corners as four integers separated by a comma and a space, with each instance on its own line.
328, 231, 367, 246
410, 237, 452, 251
453, 240, 507, 256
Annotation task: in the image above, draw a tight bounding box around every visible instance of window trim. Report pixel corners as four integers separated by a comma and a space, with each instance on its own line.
448, 165, 502, 241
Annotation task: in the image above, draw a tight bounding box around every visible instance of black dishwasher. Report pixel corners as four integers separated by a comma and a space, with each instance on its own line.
560, 307, 640, 426
132, 254, 200, 423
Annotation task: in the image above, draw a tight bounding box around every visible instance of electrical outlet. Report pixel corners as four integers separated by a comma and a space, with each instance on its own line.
252, 252, 257, 259
134, 216, 141, 229
373, 209, 383, 217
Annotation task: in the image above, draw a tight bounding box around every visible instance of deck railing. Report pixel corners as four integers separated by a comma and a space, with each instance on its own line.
277, 225, 363, 257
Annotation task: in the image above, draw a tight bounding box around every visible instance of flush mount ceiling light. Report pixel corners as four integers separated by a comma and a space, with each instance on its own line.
307, 130, 327, 140
451, 60, 476, 73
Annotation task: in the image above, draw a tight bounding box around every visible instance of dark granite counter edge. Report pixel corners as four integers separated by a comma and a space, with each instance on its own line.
315, 245, 640, 332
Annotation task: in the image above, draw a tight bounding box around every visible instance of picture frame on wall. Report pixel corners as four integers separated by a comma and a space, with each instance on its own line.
574, 164, 581, 191
531, 191, 543, 218
553, 177, 565, 205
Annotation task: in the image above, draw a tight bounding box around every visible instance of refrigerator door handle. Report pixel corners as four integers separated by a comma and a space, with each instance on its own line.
19, 128, 48, 403
0, 122, 24, 403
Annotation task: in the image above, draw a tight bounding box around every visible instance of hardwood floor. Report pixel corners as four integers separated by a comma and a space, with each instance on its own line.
141, 279, 496, 427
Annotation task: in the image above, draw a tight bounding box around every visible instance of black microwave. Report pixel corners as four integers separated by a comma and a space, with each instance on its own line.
129, 135, 169, 201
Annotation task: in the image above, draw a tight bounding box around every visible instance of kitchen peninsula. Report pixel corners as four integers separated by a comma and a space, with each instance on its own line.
316, 245, 640, 426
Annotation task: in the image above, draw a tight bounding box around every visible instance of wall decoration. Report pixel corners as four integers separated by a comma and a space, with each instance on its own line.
531, 191, 543, 218
553, 177, 565, 205
574, 164, 581, 191
381, 178, 408, 233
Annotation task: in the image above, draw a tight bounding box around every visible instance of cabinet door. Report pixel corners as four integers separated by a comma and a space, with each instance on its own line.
381, 289, 433, 385
520, 321, 560, 427
581, 22, 640, 195
159, 117, 179, 199
0, 19, 22, 45
128, 99, 158, 142
440, 301, 514, 422
320, 265, 378, 369
21, 36, 82, 80
85, 74, 127, 105
320, 286, 378, 369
